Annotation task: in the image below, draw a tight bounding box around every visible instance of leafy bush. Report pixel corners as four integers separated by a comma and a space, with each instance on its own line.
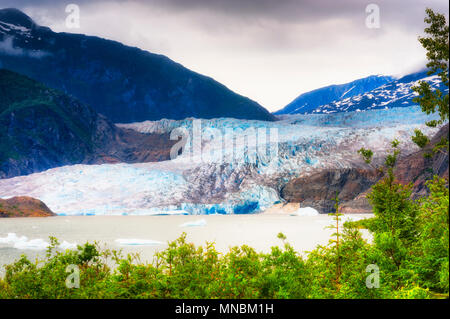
0, 177, 447, 299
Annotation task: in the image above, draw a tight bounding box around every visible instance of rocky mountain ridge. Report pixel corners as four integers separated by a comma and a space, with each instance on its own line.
0, 8, 275, 123
275, 75, 394, 115
0, 69, 176, 179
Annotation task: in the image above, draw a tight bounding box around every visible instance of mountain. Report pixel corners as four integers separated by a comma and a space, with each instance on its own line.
0, 8, 275, 123
305, 70, 448, 114
275, 75, 394, 115
0, 69, 176, 179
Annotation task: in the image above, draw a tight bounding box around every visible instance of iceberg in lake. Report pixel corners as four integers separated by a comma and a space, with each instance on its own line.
291, 207, 320, 216
180, 219, 207, 227
0, 233, 76, 250
115, 238, 164, 246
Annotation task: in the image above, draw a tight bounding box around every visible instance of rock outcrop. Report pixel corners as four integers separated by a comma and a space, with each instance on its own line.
0, 196, 55, 217
394, 123, 449, 197
281, 168, 383, 214
280, 124, 449, 213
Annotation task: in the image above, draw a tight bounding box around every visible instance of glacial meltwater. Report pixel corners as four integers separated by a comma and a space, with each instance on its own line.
0, 213, 372, 274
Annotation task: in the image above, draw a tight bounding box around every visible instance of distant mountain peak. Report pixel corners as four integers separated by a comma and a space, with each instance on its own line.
275, 74, 394, 115
304, 70, 448, 115
0, 8, 275, 122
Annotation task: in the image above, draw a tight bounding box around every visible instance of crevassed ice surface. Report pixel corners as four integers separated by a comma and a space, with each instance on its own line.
0, 106, 440, 215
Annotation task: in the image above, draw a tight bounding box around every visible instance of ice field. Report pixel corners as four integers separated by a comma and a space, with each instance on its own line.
0, 106, 440, 216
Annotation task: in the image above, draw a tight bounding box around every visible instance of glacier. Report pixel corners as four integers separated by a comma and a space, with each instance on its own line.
0, 106, 440, 216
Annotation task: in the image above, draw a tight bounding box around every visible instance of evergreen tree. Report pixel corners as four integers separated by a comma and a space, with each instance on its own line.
411, 8, 449, 154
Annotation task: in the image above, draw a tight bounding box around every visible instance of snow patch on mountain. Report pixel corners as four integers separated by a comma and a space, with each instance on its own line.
275, 75, 394, 115
0, 21, 31, 34
310, 72, 447, 114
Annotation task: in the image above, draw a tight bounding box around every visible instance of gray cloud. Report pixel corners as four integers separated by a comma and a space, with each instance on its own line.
2, 0, 448, 27
0, 36, 50, 58
0, 0, 448, 111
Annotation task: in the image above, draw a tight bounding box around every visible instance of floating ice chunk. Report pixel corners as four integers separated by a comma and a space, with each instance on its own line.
180, 219, 207, 227
291, 207, 319, 216
0, 233, 27, 244
0, 233, 77, 250
59, 241, 78, 250
115, 238, 164, 246
13, 238, 49, 250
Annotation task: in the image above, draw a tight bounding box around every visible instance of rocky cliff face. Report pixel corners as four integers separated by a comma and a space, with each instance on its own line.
280, 124, 449, 213
0, 8, 274, 123
0, 196, 55, 217
394, 123, 449, 197
280, 168, 383, 213
0, 69, 176, 179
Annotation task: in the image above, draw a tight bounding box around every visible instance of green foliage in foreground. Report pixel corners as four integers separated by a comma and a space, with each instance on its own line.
0, 7, 448, 301
0, 176, 447, 299
411, 8, 449, 154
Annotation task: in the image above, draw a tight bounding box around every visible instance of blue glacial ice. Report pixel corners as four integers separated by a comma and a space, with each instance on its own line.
180, 219, 207, 227
0, 106, 441, 215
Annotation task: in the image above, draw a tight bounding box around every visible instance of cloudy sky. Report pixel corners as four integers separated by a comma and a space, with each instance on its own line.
1, 0, 448, 111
